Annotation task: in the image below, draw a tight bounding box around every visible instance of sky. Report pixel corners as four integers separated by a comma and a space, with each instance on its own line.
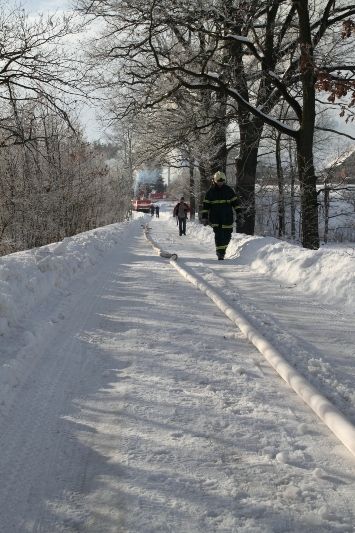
20, 0, 71, 12
18, 0, 106, 142
0, 203, 354, 531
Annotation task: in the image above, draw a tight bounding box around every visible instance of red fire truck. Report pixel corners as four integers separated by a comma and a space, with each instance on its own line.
131, 198, 152, 213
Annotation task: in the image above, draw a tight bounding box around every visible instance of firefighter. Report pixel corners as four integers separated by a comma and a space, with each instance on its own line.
200, 171, 239, 260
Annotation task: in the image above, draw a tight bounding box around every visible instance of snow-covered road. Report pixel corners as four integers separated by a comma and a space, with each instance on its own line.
0, 207, 355, 532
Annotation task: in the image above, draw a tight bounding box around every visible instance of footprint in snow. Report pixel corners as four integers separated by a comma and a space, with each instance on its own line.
171, 432, 184, 439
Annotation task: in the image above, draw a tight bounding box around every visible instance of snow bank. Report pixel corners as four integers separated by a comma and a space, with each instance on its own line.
188, 222, 355, 315
0, 219, 141, 332
0, 217, 146, 412
2, 213, 352, 334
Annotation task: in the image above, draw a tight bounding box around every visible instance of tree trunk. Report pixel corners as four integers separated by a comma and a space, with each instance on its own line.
189, 157, 196, 220
276, 132, 285, 238
289, 140, 296, 240
323, 179, 330, 244
296, 124, 319, 249
198, 163, 209, 220
209, 92, 228, 175
235, 119, 262, 235
294, 0, 320, 249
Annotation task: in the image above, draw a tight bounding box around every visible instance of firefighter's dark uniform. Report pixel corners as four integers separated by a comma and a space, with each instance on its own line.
201, 182, 238, 259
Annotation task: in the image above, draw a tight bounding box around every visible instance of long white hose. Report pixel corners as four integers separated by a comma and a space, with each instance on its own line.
144, 225, 355, 459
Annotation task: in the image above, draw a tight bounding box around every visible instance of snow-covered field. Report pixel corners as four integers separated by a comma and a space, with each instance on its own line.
0, 202, 354, 532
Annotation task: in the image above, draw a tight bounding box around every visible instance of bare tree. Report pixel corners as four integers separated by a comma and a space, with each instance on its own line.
0, 6, 89, 142
0, 101, 134, 254
76, 0, 355, 248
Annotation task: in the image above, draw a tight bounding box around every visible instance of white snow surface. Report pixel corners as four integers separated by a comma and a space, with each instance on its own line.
0, 202, 355, 532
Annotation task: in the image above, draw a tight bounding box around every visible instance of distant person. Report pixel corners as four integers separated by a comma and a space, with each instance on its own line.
155, 205, 160, 218
200, 171, 239, 260
150, 204, 155, 216
173, 197, 190, 236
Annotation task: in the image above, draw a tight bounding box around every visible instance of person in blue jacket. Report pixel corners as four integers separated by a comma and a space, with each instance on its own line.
200, 171, 239, 260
